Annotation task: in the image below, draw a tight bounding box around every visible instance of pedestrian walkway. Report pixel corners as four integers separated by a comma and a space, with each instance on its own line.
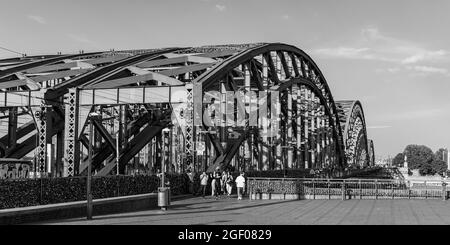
37, 196, 450, 225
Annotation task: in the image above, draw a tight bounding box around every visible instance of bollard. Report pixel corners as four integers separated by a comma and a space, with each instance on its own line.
424, 181, 428, 199
341, 181, 346, 200
312, 180, 316, 200
442, 182, 447, 201
359, 180, 362, 200
375, 180, 378, 199
328, 180, 331, 200
408, 180, 411, 199
391, 184, 394, 199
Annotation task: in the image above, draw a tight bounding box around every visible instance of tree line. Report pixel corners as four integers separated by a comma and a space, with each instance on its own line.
392, 145, 448, 176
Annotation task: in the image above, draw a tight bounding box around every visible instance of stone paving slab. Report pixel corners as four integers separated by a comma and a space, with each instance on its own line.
36, 196, 450, 225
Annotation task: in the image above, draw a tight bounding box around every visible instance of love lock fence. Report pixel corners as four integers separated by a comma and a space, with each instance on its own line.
248, 178, 450, 201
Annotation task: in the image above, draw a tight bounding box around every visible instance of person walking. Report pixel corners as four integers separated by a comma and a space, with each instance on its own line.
226, 171, 234, 196
199, 171, 209, 198
186, 169, 194, 194
235, 172, 246, 200
221, 171, 228, 195
211, 172, 217, 198
214, 169, 222, 199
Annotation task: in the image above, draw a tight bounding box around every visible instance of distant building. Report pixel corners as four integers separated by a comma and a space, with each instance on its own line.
438, 148, 449, 168
374, 155, 392, 167
446, 148, 449, 170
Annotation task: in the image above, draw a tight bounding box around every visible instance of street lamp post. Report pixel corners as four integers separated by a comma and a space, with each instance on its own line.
161, 128, 171, 188
116, 131, 120, 176
161, 131, 166, 190
87, 116, 93, 220
157, 128, 171, 211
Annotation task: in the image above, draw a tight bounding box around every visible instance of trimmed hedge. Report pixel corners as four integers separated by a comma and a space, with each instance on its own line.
0, 174, 190, 210
345, 167, 392, 179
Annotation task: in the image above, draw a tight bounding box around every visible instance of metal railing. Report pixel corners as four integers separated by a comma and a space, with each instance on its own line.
247, 178, 449, 200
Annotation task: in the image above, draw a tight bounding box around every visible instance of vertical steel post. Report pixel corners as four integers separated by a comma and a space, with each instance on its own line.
304, 88, 309, 169
87, 118, 93, 220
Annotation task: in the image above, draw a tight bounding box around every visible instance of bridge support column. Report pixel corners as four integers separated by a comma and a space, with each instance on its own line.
63, 89, 79, 177
316, 104, 322, 169
55, 127, 64, 177
324, 118, 330, 168
260, 57, 270, 171
321, 115, 326, 169
34, 104, 48, 176
310, 92, 316, 169
286, 87, 293, 169
185, 83, 195, 171
258, 91, 269, 171
293, 84, 302, 169
303, 86, 309, 169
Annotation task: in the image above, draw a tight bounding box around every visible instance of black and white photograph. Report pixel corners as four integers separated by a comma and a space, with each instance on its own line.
0, 0, 450, 236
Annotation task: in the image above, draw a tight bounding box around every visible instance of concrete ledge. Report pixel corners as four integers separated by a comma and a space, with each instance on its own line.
0, 193, 192, 225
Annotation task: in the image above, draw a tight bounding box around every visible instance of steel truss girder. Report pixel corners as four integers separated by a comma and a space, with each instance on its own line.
0, 52, 102, 79
95, 109, 172, 176
88, 70, 184, 89
0, 43, 373, 177
46, 48, 182, 102
79, 106, 154, 174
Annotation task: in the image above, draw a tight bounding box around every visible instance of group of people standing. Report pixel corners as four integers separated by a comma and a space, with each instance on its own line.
198, 169, 246, 200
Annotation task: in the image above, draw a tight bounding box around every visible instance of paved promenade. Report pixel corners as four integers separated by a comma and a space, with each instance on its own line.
37, 196, 450, 225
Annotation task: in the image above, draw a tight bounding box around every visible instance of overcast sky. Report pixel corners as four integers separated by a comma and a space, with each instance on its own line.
1, 0, 449, 158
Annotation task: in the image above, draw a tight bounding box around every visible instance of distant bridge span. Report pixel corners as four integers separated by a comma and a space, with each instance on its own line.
0, 43, 374, 177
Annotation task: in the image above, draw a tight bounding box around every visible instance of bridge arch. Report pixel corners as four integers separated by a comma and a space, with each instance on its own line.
336, 100, 370, 168
193, 43, 347, 172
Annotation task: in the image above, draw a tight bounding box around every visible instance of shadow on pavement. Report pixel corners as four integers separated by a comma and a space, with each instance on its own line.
45, 198, 303, 224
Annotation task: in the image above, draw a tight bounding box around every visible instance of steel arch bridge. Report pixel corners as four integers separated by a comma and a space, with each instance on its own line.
0, 43, 375, 177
